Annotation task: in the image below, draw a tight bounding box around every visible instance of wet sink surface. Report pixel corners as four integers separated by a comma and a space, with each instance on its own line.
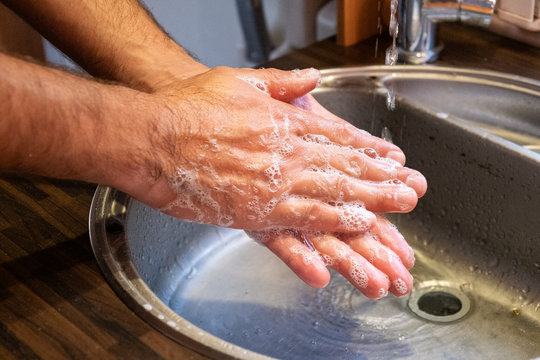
90, 66, 540, 359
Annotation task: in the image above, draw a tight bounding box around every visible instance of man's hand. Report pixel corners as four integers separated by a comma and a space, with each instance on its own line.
249, 215, 415, 299
247, 92, 426, 298
0, 0, 427, 297
116, 67, 425, 233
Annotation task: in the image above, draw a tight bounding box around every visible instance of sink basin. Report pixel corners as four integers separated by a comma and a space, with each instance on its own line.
89, 66, 540, 359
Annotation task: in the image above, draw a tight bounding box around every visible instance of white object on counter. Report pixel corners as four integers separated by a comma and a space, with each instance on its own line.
496, 0, 540, 31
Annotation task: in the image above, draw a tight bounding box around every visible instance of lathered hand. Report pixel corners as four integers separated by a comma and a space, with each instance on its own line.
125, 67, 425, 233
250, 93, 426, 298
249, 215, 415, 298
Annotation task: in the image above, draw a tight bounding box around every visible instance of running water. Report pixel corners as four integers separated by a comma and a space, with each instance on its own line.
374, 0, 383, 58
386, 0, 399, 66
385, 0, 399, 110
381, 126, 393, 144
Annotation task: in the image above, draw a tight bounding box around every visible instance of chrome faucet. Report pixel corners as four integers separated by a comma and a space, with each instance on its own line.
396, 0, 497, 64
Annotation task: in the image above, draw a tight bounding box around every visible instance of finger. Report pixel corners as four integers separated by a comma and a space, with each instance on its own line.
237, 68, 321, 102
372, 215, 415, 269
307, 232, 390, 299
289, 172, 419, 213
296, 141, 426, 196
268, 198, 376, 233
247, 230, 330, 288
290, 94, 406, 165
342, 232, 413, 297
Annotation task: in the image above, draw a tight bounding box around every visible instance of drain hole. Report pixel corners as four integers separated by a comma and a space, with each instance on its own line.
417, 291, 462, 316
408, 282, 471, 323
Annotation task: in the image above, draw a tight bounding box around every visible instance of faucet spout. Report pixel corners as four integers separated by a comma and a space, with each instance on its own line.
396, 0, 496, 64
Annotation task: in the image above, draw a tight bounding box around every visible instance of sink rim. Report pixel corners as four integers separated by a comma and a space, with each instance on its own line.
89, 65, 540, 360
89, 186, 273, 360
320, 65, 540, 96
319, 65, 540, 159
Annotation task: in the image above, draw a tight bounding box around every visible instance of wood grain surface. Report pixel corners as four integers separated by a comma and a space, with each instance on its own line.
1, 23, 539, 359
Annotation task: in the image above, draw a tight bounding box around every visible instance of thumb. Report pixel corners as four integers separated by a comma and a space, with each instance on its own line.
244, 67, 321, 102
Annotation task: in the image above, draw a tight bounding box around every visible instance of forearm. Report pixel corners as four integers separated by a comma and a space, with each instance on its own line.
0, 52, 159, 189
1, 0, 206, 91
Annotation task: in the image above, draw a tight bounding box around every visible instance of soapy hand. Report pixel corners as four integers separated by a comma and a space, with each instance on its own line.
249, 214, 415, 298
249, 93, 426, 298
123, 66, 425, 234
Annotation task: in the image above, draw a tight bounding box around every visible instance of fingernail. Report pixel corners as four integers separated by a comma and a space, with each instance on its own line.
386, 150, 406, 165
395, 187, 417, 211
294, 67, 321, 80
405, 172, 427, 197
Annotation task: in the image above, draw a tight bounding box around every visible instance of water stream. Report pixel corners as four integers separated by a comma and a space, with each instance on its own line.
385, 0, 399, 110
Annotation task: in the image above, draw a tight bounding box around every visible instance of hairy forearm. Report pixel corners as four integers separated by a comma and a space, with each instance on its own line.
1, 0, 206, 91
0, 52, 160, 188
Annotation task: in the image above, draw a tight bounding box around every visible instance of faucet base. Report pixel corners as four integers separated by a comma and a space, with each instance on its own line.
397, 0, 496, 64
394, 43, 444, 64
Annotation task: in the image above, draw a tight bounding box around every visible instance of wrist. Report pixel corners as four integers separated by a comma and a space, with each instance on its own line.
93, 86, 180, 206
119, 39, 208, 92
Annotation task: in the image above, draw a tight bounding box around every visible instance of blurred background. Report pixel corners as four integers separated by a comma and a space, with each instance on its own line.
1, 0, 537, 69
41, 0, 337, 69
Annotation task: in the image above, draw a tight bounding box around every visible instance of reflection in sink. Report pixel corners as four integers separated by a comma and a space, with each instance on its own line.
90, 66, 540, 359
379, 67, 540, 153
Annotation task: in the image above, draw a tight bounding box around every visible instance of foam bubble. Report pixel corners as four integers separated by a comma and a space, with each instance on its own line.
261, 198, 279, 220
393, 278, 408, 295
218, 214, 234, 227
236, 75, 270, 94
289, 243, 317, 266
349, 258, 369, 289
247, 228, 281, 244
264, 162, 282, 192
247, 196, 260, 213
321, 254, 334, 266
337, 202, 371, 232
166, 167, 225, 224
277, 142, 294, 157
301, 133, 332, 145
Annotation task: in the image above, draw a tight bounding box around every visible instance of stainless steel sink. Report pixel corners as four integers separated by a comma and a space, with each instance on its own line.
89, 66, 540, 360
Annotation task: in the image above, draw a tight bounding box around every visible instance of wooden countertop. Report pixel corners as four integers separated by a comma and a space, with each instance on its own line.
1, 23, 539, 359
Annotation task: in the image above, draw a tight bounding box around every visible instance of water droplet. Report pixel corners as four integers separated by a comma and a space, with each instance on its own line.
386, 89, 396, 111
186, 267, 197, 279
166, 320, 176, 328
385, 47, 398, 66
460, 283, 474, 292
488, 257, 499, 268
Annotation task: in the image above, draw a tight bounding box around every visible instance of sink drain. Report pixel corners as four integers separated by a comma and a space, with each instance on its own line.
408, 281, 471, 323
